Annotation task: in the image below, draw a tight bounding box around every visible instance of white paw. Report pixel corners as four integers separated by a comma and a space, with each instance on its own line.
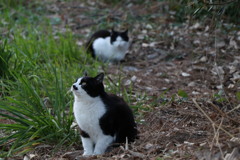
93, 150, 104, 155
83, 152, 93, 156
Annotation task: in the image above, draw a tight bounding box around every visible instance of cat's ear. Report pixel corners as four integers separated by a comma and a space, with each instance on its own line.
124, 29, 128, 34
95, 73, 104, 84
84, 71, 88, 77
111, 27, 116, 34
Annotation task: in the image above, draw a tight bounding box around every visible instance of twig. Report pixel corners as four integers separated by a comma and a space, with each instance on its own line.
207, 101, 240, 125
216, 117, 224, 159
227, 104, 240, 114
106, 75, 118, 87
192, 98, 234, 138
210, 118, 216, 150
125, 137, 129, 150
120, 143, 146, 158
128, 150, 146, 158
201, 0, 237, 5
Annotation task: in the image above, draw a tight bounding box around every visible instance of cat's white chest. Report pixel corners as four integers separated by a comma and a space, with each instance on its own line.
93, 37, 129, 61
73, 97, 106, 141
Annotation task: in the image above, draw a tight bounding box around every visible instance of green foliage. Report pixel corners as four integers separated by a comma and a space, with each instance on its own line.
168, 0, 240, 23
0, 0, 48, 34
178, 90, 188, 99
0, 0, 23, 8
223, 1, 240, 23
237, 92, 240, 101
0, 73, 78, 157
213, 91, 227, 103
0, 40, 12, 78
0, 15, 102, 157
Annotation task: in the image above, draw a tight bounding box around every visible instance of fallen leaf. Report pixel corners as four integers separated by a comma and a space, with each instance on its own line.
181, 72, 190, 77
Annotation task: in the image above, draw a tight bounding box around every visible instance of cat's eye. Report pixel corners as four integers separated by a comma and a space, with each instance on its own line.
80, 82, 87, 86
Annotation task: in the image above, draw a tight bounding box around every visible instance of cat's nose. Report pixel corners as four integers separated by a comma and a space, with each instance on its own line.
72, 85, 78, 90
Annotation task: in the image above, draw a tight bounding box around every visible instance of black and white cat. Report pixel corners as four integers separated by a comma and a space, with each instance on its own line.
71, 73, 137, 155
85, 29, 130, 62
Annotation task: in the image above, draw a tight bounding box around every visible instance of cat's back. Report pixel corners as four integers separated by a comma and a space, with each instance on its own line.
100, 93, 136, 125
101, 93, 129, 110
100, 93, 137, 143
89, 30, 111, 39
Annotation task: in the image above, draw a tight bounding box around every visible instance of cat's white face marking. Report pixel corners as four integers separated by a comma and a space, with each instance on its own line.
112, 36, 128, 48
71, 78, 88, 100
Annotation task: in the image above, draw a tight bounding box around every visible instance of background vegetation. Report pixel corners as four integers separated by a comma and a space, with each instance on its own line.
0, 0, 101, 157
169, 0, 240, 23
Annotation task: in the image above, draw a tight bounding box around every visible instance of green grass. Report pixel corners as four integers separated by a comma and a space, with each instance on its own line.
0, 31, 106, 156
0, 26, 95, 157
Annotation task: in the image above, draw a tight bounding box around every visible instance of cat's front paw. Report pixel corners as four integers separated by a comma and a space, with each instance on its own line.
83, 151, 93, 156
93, 150, 104, 155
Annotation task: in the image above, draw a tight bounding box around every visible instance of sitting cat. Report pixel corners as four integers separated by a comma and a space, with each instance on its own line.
85, 29, 130, 62
71, 73, 137, 155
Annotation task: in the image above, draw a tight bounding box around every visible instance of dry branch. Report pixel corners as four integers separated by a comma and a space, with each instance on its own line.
207, 101, 240, 125
202, 0, 238, 5
192, 98, 234, 138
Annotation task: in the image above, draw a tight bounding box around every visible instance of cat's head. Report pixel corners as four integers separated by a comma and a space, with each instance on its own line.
110, 29, 129, 48
71, 73, 105, 99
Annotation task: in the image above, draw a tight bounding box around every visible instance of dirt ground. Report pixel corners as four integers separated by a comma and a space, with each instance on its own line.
24, 0, 240, 159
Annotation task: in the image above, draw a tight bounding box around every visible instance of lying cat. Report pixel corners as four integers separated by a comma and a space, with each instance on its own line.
71, 73, 137, 155
85, 29, 130, 62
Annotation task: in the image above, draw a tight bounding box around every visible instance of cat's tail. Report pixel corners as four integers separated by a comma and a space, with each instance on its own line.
85, 38, 95, 58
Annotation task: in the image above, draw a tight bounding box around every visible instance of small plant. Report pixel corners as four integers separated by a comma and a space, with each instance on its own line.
0, 15, 103, 157
236, 92, 240, 101
0, 71, 78, 157
0, 40, 13, 79
213, 91, 227, 103
178, 89, 188, 99
0, 0, 23, 8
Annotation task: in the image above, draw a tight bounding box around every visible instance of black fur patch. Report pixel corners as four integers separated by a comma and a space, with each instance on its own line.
99, 93, 137, 143
80, 128, 90, 138
110, 30, 129, 44
80, 73, 104, 98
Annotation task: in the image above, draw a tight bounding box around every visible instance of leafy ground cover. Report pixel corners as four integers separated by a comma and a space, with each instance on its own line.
0, 0, 240, 159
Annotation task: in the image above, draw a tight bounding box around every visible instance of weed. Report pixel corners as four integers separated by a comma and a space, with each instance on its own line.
178, 89, 188, 99
0, 40, 13, 78
213, 91, 227, 103
0, 17, 101, 158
